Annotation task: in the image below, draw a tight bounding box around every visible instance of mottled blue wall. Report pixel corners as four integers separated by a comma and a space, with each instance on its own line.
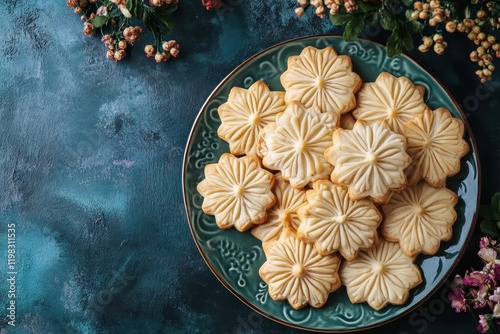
0, 1, 498, 333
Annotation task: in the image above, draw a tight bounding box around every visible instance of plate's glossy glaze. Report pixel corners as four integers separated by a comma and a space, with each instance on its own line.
182, 35, 480, 332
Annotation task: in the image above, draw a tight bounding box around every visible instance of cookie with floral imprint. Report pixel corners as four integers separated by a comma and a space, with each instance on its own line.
197, 153, 276, 232
324, 120, 411, 204
380, 180, 458, 257
217, 80, 286, 156
296, 179, 382, 261
280, 45, 362, 115
251, 173, 308, 245
340, 237, 422, 311
260, 101, 338, 189
352, 72, 427, 135
259, 228, 342, 310
403, 107, 469, 188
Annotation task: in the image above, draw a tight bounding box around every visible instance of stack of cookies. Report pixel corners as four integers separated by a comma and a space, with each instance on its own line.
197, 45, 469, 311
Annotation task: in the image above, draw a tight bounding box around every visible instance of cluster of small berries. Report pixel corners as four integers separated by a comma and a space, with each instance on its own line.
409, 0, 447, 26
67, 0, 181, 63
100, 27, 142, 62
149, 0, 179, 6
200, 0, 222, 10
67, 0, 97, 14
295, 0, 359, 18
144, 40, 180, 63
411, 0, 499, 82
293, 0, 499, 82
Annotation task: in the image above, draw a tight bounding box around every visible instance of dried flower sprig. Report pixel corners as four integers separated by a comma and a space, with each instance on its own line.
448, 193, 500, 333
296, 0, 424, 57
67, 0, 180, 62
201, 0, 222, 10
448, 236, 500, 333
295, 0, 500, 82
411, 0, 500, 82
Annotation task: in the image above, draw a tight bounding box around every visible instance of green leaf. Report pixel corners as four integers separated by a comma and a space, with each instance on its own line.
405, 9, 413, 21
386, 29, 403, 57
356, 1, 377, 13
380, 9, 397, 30
330, 13, 351, 26
490, 192, 500, 220
386, 21, 415, 58
465, 5, 471, 19
406, 18, 424, 33
153, 3, 178, 15
480, 204, 495, 220
91, 15, 108, 28
126, 0, 132, 11
153, 13, 174, 29
481, 219, 500, 238
401, 0, 413, 6
445, 0, 468, 20
399, 28, 413, 51
143, 10, 152, 32
344, 14, 364, 41
364, 11, 379, 27
133, 0, 143, 18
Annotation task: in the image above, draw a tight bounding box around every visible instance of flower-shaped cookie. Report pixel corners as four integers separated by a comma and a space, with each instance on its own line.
261, 102, 338, 189
352, 72, 427, 134
217, 80, 286, 156
325, 121, 411, 204
251, 173, 308, 244
259, 229, 342, 310
380, 181, 458, 257
340, 238, 422, 310
280, 46, 362, 115
197, 154, 276, 232
403, 107, 469, 188
297, 180, 382, 261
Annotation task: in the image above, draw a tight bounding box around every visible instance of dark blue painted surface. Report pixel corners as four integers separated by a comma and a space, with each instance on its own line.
0, 1, 498, 333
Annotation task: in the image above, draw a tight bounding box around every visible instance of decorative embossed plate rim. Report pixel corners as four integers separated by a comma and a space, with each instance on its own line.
182, 35, 480, 332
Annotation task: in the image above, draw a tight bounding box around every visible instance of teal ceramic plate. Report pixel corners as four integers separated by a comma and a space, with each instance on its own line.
182, 35, 480, 332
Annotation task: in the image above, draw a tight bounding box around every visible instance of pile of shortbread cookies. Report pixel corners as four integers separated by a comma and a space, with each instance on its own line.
197, 45, 469, 311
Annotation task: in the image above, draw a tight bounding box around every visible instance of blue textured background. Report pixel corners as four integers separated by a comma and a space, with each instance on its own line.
0, 1, 499, 333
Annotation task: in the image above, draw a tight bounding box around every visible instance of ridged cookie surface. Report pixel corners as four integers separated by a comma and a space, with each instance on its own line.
297, 180, 382, 261
352, 72, 427, 135
261, 102, 338, 189
259, 229, 342, 310
340, 238, 422, 311
325, 121, 411, 204
251, 173, 308, 244
380, 180, 458, 257
280, 46, 361, 115
403, 107, 469, 188
197, 154, 276, 232
218, 80, 286, 156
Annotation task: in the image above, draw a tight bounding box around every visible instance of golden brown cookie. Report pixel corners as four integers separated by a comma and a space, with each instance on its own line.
403, 107, 469, 188
380, 180, 458, 257
297, 180, 382, 261
280, 46, 362, 115
352, 72, 427, 134
217, 80, 286, 156
340, 237, 422, 311
259, 228, 342, 310
251, 173, 308, 244
324, 120, 411, 204
197, 153, 276, 232
261, 102, 338, 189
